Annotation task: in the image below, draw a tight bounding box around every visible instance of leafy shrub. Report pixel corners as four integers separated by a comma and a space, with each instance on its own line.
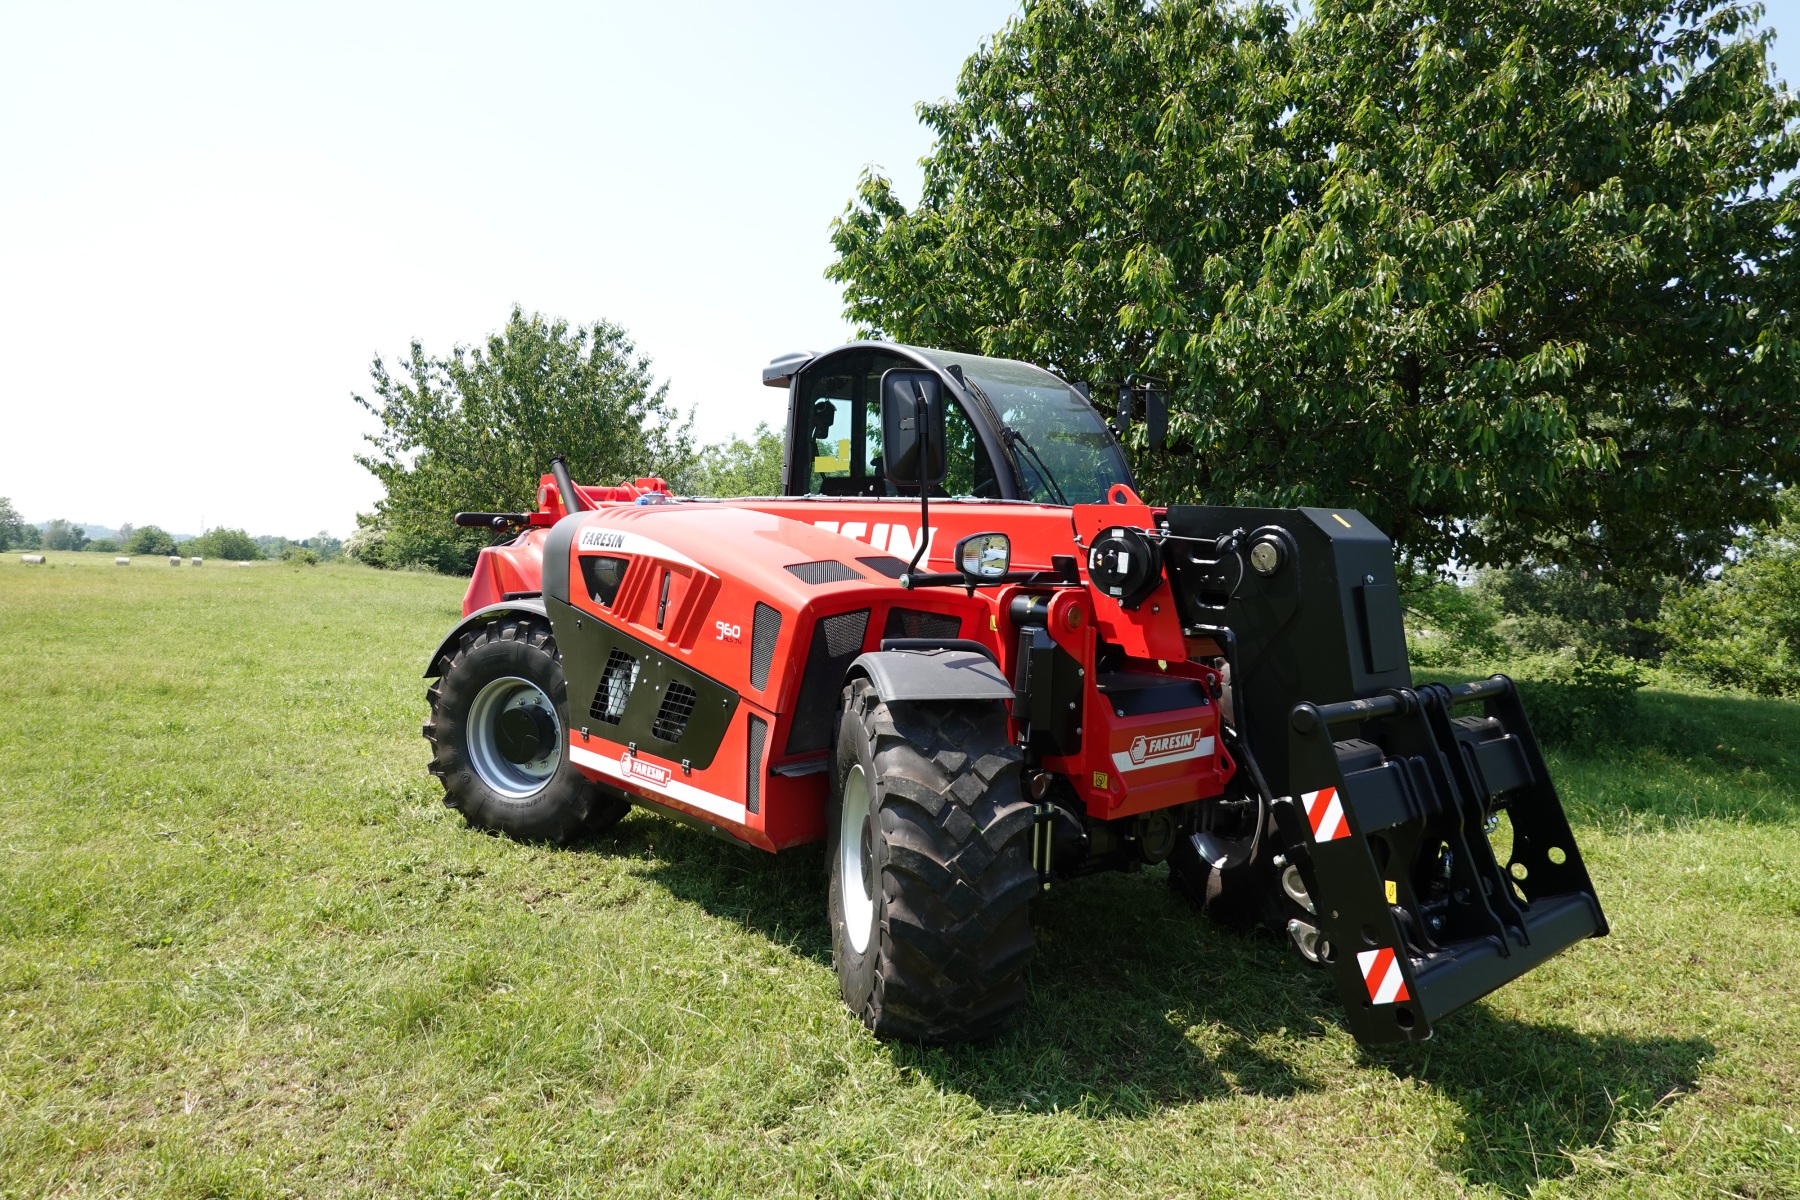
1403, 575, 1505, 667
1509, 652, 1646, 746
344, 516, 474, 574
281, 547, 321, 566
87, 539, 119, 554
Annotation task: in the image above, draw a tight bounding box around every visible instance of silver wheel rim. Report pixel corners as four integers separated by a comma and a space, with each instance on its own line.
839, 763, 875, 955
466, 676, 562, 801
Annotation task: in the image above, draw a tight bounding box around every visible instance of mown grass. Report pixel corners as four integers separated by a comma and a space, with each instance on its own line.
1, 552, 1796, 1198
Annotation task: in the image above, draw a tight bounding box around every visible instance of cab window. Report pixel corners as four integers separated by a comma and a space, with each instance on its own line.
798, 353, 1001, 498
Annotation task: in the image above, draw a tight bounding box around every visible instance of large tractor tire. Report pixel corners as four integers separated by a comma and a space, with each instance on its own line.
828, 678, 1038, 1043
425, 614, 630, 844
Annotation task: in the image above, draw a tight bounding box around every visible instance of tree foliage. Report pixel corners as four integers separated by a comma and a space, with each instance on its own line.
829, 0, 1800, 578
182, 528, 264, 561
679, 423, 786, 497
40, 520, 88, 552
0, 498, 32, 552
125, 525, 179, 557
355, 308, 692, 572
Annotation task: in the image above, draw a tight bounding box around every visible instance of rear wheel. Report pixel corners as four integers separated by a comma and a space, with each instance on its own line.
828, 678, 1038, 1043
425, 615, 629, 843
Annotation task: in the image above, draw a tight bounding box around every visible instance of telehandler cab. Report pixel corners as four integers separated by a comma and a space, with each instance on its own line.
423, 342, 1607, 1045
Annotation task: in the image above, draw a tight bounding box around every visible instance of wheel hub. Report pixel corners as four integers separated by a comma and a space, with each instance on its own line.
465, 676, 562, 801
495, 705, 555, 764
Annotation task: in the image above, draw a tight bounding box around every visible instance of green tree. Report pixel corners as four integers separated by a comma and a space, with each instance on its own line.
41, 519, 88, 552
355, 308, 692, 573
183, 528, 264, 561
125, 525, 179, 556
829, 0, 1800, 581
681, 423, 786, 497
1660, 491, 1800, 695
0, 498, 30, 551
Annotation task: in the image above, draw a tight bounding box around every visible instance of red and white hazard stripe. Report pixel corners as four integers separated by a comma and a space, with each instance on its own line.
1357, 947, 1411, 1005
1303, 787, 1349, 842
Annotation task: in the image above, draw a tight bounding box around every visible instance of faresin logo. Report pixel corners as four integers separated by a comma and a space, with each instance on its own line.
1129, 729, 1201, 766
622, 754, 671, 788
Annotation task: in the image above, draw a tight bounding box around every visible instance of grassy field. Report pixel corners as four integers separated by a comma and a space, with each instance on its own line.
1, 552, 1796, 1198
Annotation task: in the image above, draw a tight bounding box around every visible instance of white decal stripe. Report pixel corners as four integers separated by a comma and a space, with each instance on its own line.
1373, 957, 1406, 1004
569, 745, 746, 824
1317, 794, 1346, 841
1110, 735, 1216, 776
576, 527, 703, 571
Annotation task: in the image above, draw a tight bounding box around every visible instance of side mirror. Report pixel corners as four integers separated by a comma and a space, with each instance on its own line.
880, 369, 947, 486
955, 532, 1011, 580
1145, 387, 1167, 452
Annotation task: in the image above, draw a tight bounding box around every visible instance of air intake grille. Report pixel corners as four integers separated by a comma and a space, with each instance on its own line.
591, 648, 638, 724
651, 680, 698, 743
750, 602, 781, 690
745, 715, 767, 815
785, 560, 864, 585
786, 609, 872, 754
821, 609, 870, 657
883, 608, 963, 641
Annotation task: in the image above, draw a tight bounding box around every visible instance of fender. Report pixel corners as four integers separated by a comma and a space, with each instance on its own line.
848, 648, 1014, 704
423, 598, 549, 677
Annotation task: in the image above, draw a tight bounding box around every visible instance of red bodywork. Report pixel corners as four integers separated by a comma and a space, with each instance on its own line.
461, 476, 1233, 851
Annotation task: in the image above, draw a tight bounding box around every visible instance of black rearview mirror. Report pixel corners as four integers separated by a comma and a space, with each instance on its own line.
880, 369, 947, 486
1145, 387, 1167, 452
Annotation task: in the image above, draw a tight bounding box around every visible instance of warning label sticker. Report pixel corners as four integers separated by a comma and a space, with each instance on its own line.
1303, 787, 1349, 842
1358, 946, 1411, 1005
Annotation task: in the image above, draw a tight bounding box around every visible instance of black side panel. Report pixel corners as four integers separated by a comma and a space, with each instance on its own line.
547, 595, 740, 769
750, 602, 781, 691
785, 609, 871, 754
1012, 627, 1084, 754
746, 715, 767, 815
541, 513, 582, 608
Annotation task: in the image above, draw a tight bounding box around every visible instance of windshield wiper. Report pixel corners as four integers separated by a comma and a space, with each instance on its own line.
952, 368, 1071, 506
1002, 427, 1070, 506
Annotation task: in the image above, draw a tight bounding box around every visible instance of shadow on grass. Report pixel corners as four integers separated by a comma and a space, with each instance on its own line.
1375, 1011, 1714, 1196
591, 808, 834, 967
615, 820, 1713, 1184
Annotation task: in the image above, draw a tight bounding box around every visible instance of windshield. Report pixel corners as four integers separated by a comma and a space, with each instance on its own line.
916, 349, 1133, 506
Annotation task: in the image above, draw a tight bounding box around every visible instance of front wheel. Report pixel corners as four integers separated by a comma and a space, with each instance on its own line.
425, 615, 629, 843
828, 678, 1038, 1043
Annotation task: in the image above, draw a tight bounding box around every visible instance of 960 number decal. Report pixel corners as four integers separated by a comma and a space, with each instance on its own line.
715, 621, 742, 643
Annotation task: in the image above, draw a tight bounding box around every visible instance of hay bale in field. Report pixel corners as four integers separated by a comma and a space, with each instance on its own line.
236, 561, 250, 567
115, 557, 131, 566
169, 556, 182, 566
20, 554, 45, 565
190, 557, 203, 566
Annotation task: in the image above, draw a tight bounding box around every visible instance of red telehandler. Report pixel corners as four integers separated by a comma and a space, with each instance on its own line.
422, 343, 1606, 1045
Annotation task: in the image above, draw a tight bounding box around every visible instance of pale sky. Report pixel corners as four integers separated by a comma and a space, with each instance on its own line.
3, 0, 1796, 538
